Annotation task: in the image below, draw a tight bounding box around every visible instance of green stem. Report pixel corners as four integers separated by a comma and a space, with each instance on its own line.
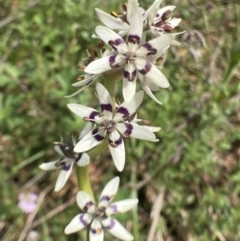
131, 157, 139, 241
76, 139, 108, 202
76, 165, 94, 201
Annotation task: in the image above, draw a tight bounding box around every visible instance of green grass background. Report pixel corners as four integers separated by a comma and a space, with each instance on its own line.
1, 0, 240, 240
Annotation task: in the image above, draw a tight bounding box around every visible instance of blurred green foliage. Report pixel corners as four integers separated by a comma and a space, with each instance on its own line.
1, 0, 240, 240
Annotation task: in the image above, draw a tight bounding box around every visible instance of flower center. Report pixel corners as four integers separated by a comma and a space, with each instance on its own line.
101, 120, 116, 134
93, 206, 107, 219
59, 141, 75, 158
124, 51, 136, 62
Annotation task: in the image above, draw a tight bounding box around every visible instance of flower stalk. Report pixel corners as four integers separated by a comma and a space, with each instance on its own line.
38, 0, 183, 240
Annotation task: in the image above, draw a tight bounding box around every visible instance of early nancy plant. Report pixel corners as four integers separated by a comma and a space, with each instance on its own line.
39, 0, 182, 240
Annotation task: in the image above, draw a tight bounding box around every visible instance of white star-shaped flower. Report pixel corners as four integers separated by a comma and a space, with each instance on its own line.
95, 0, 181, 38
39, 124, 91, 192
84, 10, 174, 103
146, 1, 182, 37
65, 176, 138, 241
67, 83, 159, 171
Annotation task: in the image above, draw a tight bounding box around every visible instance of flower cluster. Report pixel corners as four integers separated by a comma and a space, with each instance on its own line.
39, 0, 182, 240
73, 0, 181, 104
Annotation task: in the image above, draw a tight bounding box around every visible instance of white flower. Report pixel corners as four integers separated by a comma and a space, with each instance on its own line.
146, 1, 182, 37
95, 0, 181, 38
65, 177, 138, 241
67, 83, 159, 171
39, 124, 91, 192
95, 0, 139, 36
85, 10, 174, 103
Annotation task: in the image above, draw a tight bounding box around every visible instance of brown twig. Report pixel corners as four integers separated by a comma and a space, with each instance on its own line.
147, 188, 165, 241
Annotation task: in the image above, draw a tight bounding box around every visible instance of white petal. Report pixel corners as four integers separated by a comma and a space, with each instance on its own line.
140, 31, 147, 45
96, 83, 114, 119
95, 26, 125, 47
168, 18, 182, 28
95, 8, 129, 30
143, 0, 162, 22
67, 103, 100, 121
54, 145, 64, 155
79, 122, 93, 139
98, 177, 120, 208
85, 56, 115, 74
114, 91, 144, 121
64, 213, 92, 234
39, 160, 58, 170
127, 10, 143, 52
106, 199, 138, 216
143, 126, 161, 132
72, 74, 99, 87
76, 191, 95, 213
148, 34, 174, 48
127, 0, 139, 23
135, 59, 169, 88
122, 76, 137, 103
117, 122, 156, 141
75, 152, 90, 167
140, 79, 162, 105
90, 219, 104, 241
74, 128, 105, 153
102, 217, 133, 241
65, 86, 88, 98
143, 76, 160, 91
108, 131, 125, 172
54, 163, 73, 192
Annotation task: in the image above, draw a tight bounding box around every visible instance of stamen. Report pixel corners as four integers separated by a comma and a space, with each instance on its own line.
78, 65, 85, 70
156, 57, 163, 65
77, 75, 85, 81
55, 160, 62, 167
121, 133, 130, 138
109, 142, 118, 148
110, 11, 118, 18
122, 3, 127, 12
142, 119, 150, 125
98, 40, 104, 49
83, 117, 91, 121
